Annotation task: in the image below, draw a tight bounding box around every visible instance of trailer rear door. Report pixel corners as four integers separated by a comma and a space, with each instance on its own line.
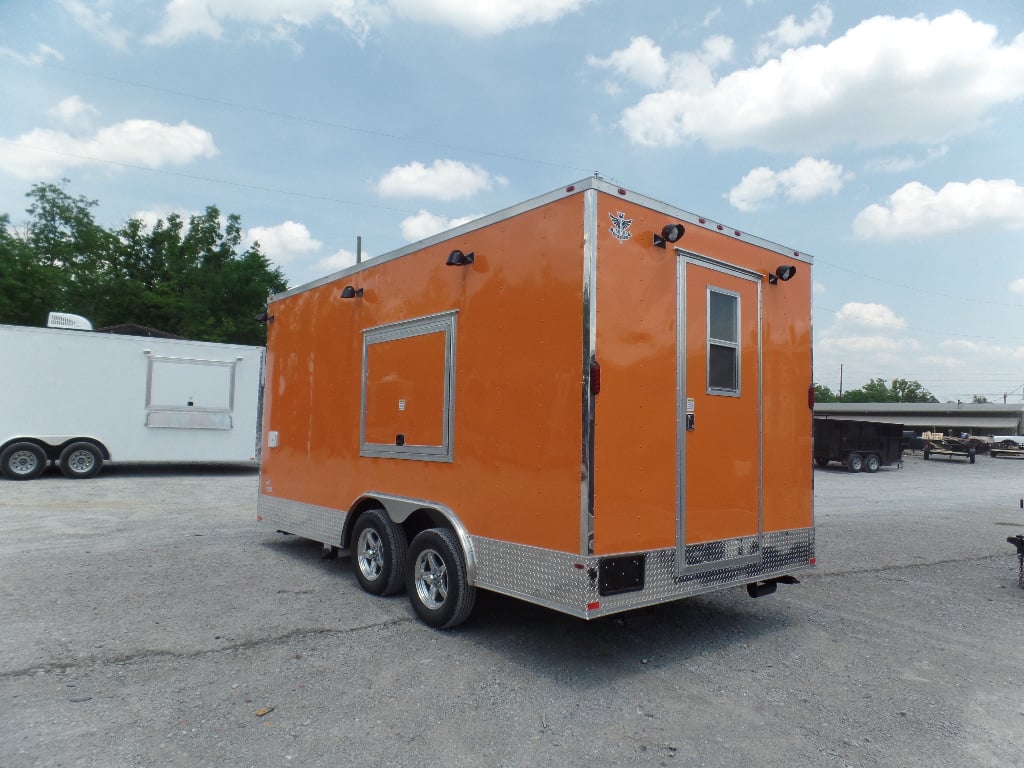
678, 253, 763, 575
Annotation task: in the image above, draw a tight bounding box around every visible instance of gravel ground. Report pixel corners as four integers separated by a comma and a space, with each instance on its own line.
1, 453, 1022, 768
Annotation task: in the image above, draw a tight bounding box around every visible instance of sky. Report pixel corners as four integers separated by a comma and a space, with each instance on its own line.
2, 0, 1023, 403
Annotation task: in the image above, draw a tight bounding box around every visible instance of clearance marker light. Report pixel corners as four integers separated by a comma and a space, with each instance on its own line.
809, 557, 817, 566
587, 601, 601, 611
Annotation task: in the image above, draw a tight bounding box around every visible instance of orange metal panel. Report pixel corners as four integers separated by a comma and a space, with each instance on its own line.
364, 331, 447, 448
592, 198, 678, 554
591, 189, 813, 555
261, 193, 588, 553
683, 263, 760, 545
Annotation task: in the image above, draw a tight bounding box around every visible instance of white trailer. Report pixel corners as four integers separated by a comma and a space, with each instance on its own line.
0, 321, 264, 479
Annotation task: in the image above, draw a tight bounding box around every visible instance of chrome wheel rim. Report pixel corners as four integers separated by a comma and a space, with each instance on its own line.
8, 450, 40, 476
356, 528, 384, 581
414, 548, 448, 608
67, 449, 95, 474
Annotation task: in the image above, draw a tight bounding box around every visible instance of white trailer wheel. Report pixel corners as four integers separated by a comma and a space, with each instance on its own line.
846, 453, 864, 472
1, 442, 47, 480
58, 442, 103, 479
406, 528, 476, 629
864, 454, 881, 473
351, 509, 407, 596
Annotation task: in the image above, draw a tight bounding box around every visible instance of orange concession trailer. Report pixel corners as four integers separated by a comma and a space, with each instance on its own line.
257, 178, 815, 628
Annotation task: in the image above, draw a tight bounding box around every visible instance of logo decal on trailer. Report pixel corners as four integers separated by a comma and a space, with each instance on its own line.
609, 211, 632, 241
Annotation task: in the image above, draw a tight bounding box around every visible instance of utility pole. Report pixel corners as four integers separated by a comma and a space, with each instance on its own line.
356, 235, 362, 264
838, 363, 844, 399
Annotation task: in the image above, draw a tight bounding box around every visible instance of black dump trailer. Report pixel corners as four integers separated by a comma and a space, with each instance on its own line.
813, 418, 904, 473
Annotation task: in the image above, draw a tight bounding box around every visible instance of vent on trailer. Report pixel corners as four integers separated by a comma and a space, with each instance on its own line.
47, 312, 93, 331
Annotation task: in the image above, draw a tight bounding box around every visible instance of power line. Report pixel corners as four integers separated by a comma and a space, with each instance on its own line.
42, 61, 593, 175
814, 256, 1024, 310
0, 139, 423, 215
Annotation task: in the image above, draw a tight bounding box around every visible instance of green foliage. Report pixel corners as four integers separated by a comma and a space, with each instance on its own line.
812, 383, 838, 403
838, 377, 938, 404
0, 181, 286, 345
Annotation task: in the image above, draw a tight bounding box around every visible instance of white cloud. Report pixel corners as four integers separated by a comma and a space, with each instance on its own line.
702, 7, 721, 28
317, 248, 359, 274
400, 210, 480, 242
587, 36, 668, 89
755, 2, 832, 62
391, 0, 588, 36
612, 11, 1024, 152
147, 0, 586, 44
864, 145, 949, 174
244, 221, 322, 265
0, 44, 63, 65
728, 157, 847, 211
818, 336, 918, 354
1009, 278, 1024, 296
0, 116, 218, 180
60, 0, 130, 50
834, 302, 907, 331
939, 339, 1006, 357
146, 0, 380, 45
589, 34, 732, 104
48, 96, 100, 130
916, 355, 967, 370
853, 178, 1024, 240
377, 160, 506, 201
129, 207, 197, 232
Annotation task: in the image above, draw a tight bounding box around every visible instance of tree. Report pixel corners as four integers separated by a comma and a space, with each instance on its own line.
812, 383, 838, 403
839, 377, 938, 403
972, 395, 989, 404
0, 180, 286, 345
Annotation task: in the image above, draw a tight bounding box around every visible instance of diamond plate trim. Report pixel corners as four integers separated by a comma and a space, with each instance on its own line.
470, 528, 815, 619
257, 493, 346, 546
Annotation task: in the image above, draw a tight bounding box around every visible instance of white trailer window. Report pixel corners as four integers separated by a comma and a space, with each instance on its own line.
707, 288, 740, 394
145, 354, 239, 429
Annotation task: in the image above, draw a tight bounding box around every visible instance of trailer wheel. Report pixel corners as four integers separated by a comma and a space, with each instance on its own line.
814, 457, 829, 468
864, 454, 881, 473
969, 449, 976, 465
846, 453, 864, 472
0, 442, 47, 480
923, 449, 930, 460
406, 528, 476, 629
352, 509, 408, 596
58, 442, 103, 479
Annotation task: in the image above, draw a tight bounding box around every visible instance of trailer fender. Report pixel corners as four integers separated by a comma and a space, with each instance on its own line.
344, 492, 477, 586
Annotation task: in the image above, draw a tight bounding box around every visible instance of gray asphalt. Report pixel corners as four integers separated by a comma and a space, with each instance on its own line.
1, 453, 1022, 767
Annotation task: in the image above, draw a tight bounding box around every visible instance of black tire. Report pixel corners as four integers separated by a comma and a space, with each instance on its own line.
58, 442, 104, 479
846, 453, 863, 472
864, 454, 881, 473
406, 528, 476, 629
351, 508, 408, 596
0, 442, 47, 480
814, 457, 829, 468
923, 450, 930, 460
969, 450, 976, 465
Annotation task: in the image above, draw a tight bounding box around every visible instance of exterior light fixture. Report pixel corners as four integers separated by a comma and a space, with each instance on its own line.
653, 223, 685, 248
446, 249, 475, 266
768, 265, 797, 285
340, 286, 363, 298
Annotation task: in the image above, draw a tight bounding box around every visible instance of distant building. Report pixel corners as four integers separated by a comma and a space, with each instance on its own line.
813, 402, 1024, 436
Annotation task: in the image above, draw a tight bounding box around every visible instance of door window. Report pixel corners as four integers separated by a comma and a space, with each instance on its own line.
707, 288, 739, 394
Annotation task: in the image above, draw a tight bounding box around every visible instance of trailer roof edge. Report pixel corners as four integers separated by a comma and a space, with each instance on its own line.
270, 177, 815, 302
